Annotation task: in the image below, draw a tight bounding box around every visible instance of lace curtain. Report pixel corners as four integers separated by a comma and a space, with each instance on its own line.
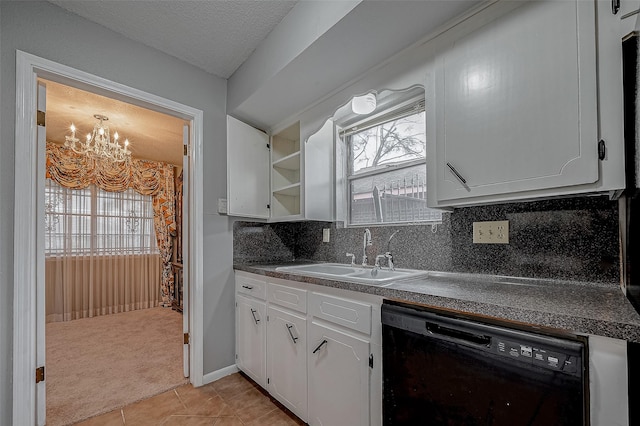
45, 180, 161, 321
45, 141, 176, 309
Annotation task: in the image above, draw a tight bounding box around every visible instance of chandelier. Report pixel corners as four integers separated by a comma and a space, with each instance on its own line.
64, 114, 131, 162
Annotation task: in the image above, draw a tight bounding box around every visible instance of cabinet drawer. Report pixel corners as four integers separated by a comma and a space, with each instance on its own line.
267, 280, 307, 314
236, 273, 266, 300
309, 292, 371, 335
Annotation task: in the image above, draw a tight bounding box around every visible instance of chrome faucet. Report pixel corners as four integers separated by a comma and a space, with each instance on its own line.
374, 254, 387, 269
384, 252, 395, 271
385, 230, 400, 271
362, 228, 372, 266
346, 252, 356, 266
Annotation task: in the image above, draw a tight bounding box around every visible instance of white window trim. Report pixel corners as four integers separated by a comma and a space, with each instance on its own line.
342, 105, 441, 227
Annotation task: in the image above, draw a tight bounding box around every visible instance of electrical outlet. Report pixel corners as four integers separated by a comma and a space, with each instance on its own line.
473, 220, 509, 244
322, 228, 331, 243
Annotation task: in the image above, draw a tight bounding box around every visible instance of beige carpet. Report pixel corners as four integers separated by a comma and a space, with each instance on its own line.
46, 307, 188, 425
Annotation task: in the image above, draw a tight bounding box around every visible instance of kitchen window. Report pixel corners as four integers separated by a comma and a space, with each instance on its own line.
344, 102, 442, 225
45, 179, 158, 256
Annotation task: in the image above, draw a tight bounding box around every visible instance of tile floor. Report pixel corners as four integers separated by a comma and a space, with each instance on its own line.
76, 372, 306, 425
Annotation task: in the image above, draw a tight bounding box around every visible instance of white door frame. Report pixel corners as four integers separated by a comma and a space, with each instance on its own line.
13, 50, 205, 425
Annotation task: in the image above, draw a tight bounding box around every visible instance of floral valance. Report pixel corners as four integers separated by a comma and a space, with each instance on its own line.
46, 141, 177, 305
47, 141, 169, 196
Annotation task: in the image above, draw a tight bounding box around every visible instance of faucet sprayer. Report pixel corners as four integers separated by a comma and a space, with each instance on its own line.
385, 230, 400, 271
362, 228, 372, 266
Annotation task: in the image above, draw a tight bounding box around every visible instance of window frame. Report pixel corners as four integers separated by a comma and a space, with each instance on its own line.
341, 98, 442, 227
44, 180, 158, 256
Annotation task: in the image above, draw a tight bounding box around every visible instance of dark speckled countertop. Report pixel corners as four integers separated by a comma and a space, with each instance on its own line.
234, 262, 640, 343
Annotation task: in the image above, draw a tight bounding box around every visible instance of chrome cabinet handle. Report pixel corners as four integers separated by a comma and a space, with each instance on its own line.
312, 339, 328, 354
242, 285, 254, 290
446, 162, 467, 185
250, 308, 260, 324
286, 323, 298, 344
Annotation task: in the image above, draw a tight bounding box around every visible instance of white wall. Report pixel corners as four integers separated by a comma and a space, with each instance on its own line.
0, 2, 234, 423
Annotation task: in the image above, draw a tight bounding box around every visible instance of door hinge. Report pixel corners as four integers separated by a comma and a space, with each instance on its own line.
267, 378, 270, 384
267, 315, 269, 322
37, 110, 46, 127
266, 143, 271, 150
36, 366, 45, 383
184, 145, 189, 156
184, 333, 190, 345
235, 354, 238, 360
598, 139, 606, 160
369, 354, 374, 369
267, 204, 271, 209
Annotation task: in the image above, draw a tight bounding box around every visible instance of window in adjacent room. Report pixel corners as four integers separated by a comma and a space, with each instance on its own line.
44, 179, 157, 256
344, 99, 442, 225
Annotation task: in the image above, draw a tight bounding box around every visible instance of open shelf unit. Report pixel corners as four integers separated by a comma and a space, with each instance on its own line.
271, 122, 301, 218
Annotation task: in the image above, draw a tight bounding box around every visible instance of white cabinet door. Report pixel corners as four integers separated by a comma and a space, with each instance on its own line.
227, 115, 270, 218
307, 322, 371, 426
618, 0, 640, 19
267, 306, 308, 422
236, 294, 267, 387
304, 119, 334, 222
428, 0, 599, 205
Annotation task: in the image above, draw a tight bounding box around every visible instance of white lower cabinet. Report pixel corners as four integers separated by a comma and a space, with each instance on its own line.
267, 305, 308, 421
235, 293, 267, 388
235, 271, 382, 425
307, 321, 371, 426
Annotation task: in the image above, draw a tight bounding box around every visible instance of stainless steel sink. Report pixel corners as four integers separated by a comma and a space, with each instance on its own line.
278, 263, 362, 276
275, 263, 428, 286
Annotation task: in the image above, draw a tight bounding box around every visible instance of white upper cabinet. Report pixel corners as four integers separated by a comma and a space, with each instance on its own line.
304, 119, 334, 222
227, 116, 270, 218
227, 116, 334, 221
426, 0, 621, 207
616, 0, 640, 20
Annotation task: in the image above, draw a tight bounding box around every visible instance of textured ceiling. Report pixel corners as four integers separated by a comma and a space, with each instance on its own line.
44, 79, 187, 166
47, 0, 298, 78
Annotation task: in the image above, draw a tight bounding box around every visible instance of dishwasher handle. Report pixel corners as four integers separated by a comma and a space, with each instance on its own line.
425, 321, 491, 347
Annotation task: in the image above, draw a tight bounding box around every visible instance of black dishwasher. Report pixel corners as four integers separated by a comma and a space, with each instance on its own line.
382, 302, 588, 425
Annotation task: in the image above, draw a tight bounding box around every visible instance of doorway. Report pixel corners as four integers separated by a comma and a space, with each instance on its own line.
13, 51, 205, 425
42, 78, 188, 424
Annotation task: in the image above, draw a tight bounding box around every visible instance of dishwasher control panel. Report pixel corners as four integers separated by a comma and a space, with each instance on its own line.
494, 338, 579, 373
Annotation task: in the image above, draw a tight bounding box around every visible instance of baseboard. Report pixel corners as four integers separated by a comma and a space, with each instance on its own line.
201, 364, 239, 386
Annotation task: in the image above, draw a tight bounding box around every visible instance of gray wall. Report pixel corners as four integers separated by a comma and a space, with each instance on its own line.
0, 2, 234, 422
234, 196, 620, 285
0, 2, 6, 424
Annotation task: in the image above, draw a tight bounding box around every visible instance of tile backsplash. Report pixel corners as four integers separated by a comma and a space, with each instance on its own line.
233, 196, 620, 285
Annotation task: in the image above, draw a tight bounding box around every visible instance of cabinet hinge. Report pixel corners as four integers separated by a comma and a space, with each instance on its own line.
184, 333, 190, 345
184, 145, 189, 156
36, 366, 45, 383
598, 139, 606, 160
369, 354, 374, 369
37, 110, 46, 127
